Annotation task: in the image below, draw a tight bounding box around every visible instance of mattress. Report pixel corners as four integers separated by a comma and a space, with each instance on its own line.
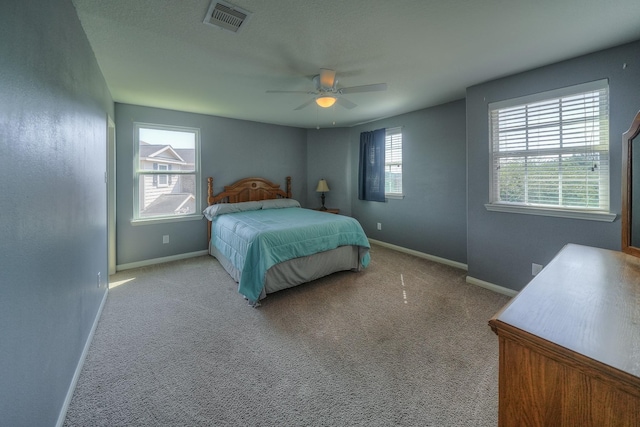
207, 205, 370, 304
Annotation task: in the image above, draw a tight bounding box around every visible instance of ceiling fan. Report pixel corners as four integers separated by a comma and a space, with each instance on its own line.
266, 68, 387, 110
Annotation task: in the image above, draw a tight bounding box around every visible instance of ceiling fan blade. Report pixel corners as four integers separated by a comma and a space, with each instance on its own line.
339, 83, 387, 94
319, 68, 336, 89
336, 97, 357, 109
294, 98, 316, 110
266, 90, 315, 94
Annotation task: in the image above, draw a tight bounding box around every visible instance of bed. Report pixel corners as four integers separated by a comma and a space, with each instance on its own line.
204, 176, 370, 306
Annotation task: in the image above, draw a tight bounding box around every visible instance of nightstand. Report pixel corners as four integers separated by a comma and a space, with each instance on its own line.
314, 208, 339, 214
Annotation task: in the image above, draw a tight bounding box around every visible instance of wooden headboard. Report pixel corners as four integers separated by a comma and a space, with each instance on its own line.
207, 176, 291, 206
206, 176, 292, 242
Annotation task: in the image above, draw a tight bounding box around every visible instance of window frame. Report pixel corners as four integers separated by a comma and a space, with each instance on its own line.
132, 122, 202, 225
385, 126, 404, 198
485, 80, 615, 222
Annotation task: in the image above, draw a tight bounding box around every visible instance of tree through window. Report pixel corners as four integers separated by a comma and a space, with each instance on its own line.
489, 80, 609, 212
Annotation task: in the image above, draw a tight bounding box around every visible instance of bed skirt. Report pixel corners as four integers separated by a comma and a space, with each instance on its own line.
209, 244, 365, 300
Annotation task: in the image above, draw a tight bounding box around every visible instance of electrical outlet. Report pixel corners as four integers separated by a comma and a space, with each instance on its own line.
532, 263, 543, 276
97, 272, 101, 288
377, 222, 382, 231
163, 235, 169, 244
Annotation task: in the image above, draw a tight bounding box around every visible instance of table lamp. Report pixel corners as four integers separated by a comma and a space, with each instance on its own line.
316, 179, 330, 210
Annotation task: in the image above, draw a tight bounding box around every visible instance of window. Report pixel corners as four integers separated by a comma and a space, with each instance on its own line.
134, 123, 200, 221
385, 127, 403, 196
488, 80, 613, 220
156, 164, 169, 187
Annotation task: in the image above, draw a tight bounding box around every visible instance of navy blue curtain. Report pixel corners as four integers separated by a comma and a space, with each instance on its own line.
358, 128, 386, 201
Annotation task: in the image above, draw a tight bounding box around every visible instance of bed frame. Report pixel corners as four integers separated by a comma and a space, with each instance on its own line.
205, 175, 367, 305
206, 176, 292, 241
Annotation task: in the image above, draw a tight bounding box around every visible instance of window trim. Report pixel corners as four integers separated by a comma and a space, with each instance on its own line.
486, 80, 613, 220
132, 122, 201, 224
385, 126, 403, 198
131, 214, 203, 226
484, 202, 615, 222
385, 193, 405, 200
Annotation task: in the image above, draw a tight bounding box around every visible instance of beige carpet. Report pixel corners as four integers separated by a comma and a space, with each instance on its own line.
64, 243, 510, 426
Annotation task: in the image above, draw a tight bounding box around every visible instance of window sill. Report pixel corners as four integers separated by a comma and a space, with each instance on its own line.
131, 214, 204, 226
484, 203, 616, 222
385, 193, 405, 200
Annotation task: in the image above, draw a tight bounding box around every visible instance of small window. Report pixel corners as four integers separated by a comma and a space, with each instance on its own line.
156, 164, 169, 187
488, 80, 609, 215
385, 127, 403, 196
134, 123, 200, 220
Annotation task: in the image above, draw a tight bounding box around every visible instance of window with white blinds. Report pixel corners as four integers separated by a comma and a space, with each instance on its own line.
489, 80, 609, 213
385, 127, 403, 195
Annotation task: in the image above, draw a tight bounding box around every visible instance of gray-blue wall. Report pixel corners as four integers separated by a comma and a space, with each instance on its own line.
346, 100, 468, 264
466, 40, 640, 291
118, 98, 469, 268
0, 0, 113, 425
115, 104, 307, 266
306, 127, 352, 214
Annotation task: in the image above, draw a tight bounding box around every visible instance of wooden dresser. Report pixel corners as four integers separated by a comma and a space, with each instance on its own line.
489, 244, 640, 426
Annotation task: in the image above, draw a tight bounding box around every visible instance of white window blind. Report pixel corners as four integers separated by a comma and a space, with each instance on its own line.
385, 127, 403, 195
489, 80, 609, 212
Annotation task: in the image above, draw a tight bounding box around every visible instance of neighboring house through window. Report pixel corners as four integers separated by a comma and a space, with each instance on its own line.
487, 80, 615, 221
134, 123, 200, 221
385, 127, 403, 197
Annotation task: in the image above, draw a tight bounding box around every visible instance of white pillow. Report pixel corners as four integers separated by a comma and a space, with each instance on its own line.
202, 201, 263, 220
260, 199, 301, 210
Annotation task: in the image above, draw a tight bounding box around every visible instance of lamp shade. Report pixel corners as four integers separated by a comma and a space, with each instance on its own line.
315, 96, 337, 108
316, 179, 330, 192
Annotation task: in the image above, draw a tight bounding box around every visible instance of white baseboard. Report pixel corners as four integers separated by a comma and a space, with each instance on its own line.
368, 238, 468, 271
465, 276, 519, 297
116, 250, 209, 271
56, 287, 108, 427
366, 239, 518, 297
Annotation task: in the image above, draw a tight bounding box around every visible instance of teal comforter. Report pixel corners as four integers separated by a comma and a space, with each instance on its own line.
210, 207, 370, 304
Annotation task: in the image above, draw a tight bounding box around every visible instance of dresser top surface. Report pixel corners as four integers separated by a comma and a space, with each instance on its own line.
493, 244, 640, 378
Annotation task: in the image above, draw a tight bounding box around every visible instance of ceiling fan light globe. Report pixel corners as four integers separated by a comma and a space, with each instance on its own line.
316, 96, 337, 108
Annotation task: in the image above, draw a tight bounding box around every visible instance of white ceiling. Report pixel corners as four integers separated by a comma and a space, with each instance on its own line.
72, 0, 640, 129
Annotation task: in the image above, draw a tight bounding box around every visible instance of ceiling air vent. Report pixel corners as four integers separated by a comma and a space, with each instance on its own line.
203, 1, 252, 34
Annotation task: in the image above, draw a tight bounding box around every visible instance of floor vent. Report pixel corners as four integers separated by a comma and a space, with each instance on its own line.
203, 1, 252, 33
